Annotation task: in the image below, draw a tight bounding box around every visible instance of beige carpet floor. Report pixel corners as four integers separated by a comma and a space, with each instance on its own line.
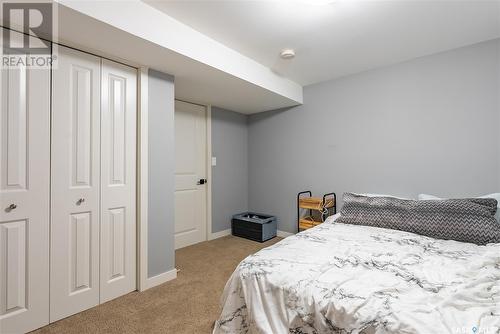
32, 235, 280, 334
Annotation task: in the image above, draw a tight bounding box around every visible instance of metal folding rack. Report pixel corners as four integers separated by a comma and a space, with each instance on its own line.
297, 191, 336, 232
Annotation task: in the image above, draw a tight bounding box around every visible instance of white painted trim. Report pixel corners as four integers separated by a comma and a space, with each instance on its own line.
142, 268, 178, 291
210, 229, 292, 240
173, 100, 212, 248
137, 67, 149, 292
277, 230, 294, 238
206, 105, 213, 242
209, 228, 232, 240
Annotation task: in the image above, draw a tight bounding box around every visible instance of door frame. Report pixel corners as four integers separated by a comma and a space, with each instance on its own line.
206, 105, 213, 242
137, 87, 213, 290
172, 99, 213, 247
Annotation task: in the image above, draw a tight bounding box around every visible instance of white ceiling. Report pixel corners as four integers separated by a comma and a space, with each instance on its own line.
52, 1, 302, 114
145, 0, 500, 86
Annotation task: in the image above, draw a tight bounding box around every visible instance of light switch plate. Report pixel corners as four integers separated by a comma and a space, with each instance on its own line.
211, 157, 217, 166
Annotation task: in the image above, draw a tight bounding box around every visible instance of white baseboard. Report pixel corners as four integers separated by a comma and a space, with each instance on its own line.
209, 228, 294, 240
141, 268, 177, 291
209, 228, 231, 240
277, 230, 294, 238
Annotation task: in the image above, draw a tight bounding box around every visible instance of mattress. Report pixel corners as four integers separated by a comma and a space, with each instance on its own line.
214, 215, 500, 334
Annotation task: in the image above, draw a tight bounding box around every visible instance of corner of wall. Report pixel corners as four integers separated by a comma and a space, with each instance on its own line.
210, 107, 250, 237
147, 69, 176, 280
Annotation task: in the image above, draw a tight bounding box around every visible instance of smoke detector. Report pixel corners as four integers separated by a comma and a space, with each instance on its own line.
280, 49, 295, 59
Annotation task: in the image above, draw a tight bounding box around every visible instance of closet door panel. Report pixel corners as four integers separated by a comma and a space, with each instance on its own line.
0, 29, 50, 333
100, 59, 136, 303
50, 46, 101, 322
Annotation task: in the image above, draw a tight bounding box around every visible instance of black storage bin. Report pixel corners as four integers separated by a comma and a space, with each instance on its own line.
231, 212, 277, 242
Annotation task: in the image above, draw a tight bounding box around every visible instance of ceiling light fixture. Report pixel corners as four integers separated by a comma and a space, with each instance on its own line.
280, 49, 295, 59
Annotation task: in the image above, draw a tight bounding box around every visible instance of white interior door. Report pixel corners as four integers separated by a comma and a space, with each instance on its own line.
50, 46, 101, 322
0, 29, 50, 334
174, 100, 207, 249
100, 59, 137, 303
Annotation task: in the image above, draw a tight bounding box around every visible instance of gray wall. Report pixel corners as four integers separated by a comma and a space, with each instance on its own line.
498, 47, 500, 191
248, 39, 500, 233
211, 107, 249, 233
148, 69, 175, 277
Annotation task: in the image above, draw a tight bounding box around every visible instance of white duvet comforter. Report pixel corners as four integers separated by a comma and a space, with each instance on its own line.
214, 216, 500, 334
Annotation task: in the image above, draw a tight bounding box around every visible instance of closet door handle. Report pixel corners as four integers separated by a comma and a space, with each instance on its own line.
197, 179, 207, 185
6, 204, 17, 212
76, 198, 85, 205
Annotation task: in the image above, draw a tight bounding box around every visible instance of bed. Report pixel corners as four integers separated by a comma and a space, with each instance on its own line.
214, 207, 500, 333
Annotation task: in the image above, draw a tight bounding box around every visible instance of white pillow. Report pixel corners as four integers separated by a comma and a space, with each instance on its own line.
418, 193, 500, 222
418, 194, 441, 200
356, 193, 411, 200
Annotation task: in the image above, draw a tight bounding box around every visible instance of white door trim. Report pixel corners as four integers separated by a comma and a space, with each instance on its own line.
172, 102, 213, 242
140, 268, 178, 291
137, 67, 149, 292
206, 105, 213, 242
173, 99, 210, 249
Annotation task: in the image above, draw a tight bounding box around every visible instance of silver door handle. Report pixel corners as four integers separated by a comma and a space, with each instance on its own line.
76, 198, 85, 205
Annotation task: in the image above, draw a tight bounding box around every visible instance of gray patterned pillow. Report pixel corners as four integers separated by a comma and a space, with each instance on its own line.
337, 192, 500, 245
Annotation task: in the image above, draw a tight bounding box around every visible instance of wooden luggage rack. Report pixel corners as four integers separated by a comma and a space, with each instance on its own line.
297, 191, 336, 232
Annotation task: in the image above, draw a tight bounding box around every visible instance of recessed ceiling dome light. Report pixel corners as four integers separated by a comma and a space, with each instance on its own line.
280, 49, 295, 59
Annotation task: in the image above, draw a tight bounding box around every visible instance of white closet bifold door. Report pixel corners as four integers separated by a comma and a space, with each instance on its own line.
0, 28, 51, 334
50, 46, 101, 322
99, 59, 137, 303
